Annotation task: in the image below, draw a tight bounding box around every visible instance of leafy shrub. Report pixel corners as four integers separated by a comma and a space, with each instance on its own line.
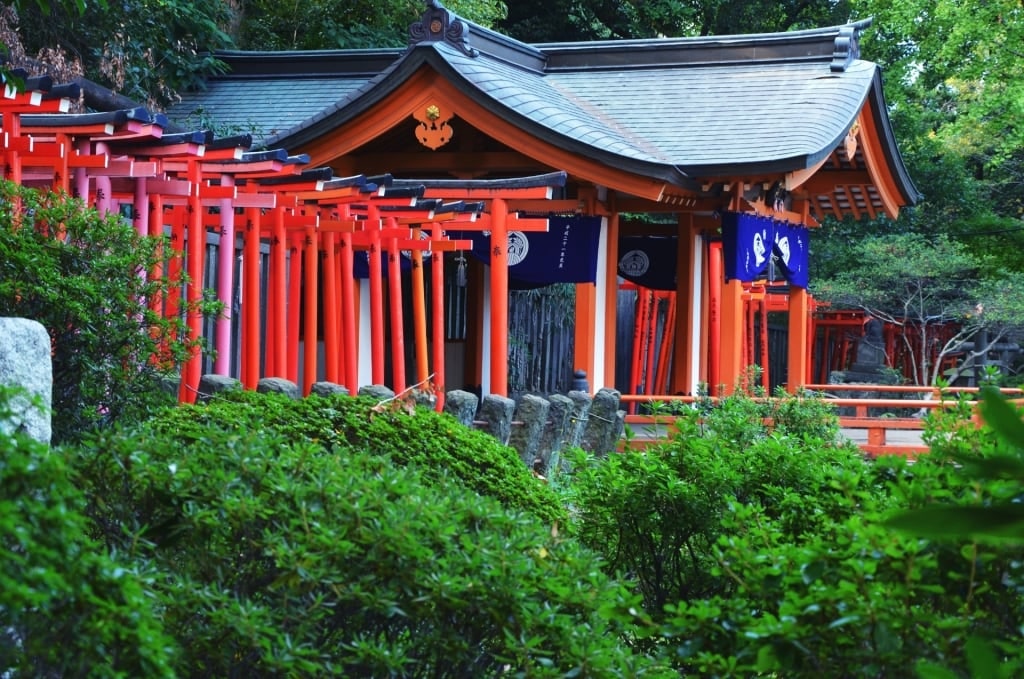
0, 181, 201, 444
72, 405, 668, 677
660, 453, 1024, 677
563, 395, 869, 621
0, 387, 175, 677
138, 389, 566, 523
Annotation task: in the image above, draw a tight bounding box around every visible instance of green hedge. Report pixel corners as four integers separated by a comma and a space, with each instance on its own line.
0, 388, 175, 677
73, 405, 666, 676
139, 389, 566, 524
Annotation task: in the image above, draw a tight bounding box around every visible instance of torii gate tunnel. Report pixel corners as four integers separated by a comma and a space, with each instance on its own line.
2, 72, 568, 406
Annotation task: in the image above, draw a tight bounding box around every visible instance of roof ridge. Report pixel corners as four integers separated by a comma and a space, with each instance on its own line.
407, 0, 546, 71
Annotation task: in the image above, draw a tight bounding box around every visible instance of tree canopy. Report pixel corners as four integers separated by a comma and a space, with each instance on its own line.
814, 233, 1024, 385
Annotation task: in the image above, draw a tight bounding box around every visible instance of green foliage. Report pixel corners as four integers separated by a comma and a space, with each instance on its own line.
0, 386, 175, 678
137, 389, 566, 524
72, 397, 665, 677
499, 0, 849, 42
562, 392, 863, 619
236, 0, 508, 50
565, 388, 1024, 675
661, 480, 1024, 677
814, 232, 1024, 385
15, 0, 233, 107
888, 386, 1024, 541
0, 181, 201, 444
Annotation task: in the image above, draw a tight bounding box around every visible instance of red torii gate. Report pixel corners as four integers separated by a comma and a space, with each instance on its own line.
2, 72, 572, 405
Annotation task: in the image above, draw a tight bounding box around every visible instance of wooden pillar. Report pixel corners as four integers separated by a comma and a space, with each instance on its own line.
707, 241, 722, 391
719, 276, 745, 394
602, 212, 619, 392
574, 281, 597, 387
323, 229, 340, 384
241, 205, 261, 388
270, 207, 287, 377
430, 227, 446, 410
411, 227, 429, 386
182, 159, 204, 403
214, 175, 235, 376
489, 197, 509, 396
302, 220, 319, 394
287, 233, 302, 383
386, 235, 406, 393
671, 215, 699, 393
339, 226, 358, 390
366, 205, 385, 385
787, 286, 810, 392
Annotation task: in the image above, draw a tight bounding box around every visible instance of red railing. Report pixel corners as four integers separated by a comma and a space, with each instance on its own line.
620, 385, 1024, 458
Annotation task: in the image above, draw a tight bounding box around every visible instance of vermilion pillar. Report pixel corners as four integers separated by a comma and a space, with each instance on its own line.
489, 197, 509, 396
366, 205, 385, 385
241, 205, 261, 388
719, 276, 745, 395
787, 286, 810, 392
387, 228, 406, 393
323, 229, 340, 384
303, 220, 319, 394
430, 227, 446, 410
214, 175, 235, 376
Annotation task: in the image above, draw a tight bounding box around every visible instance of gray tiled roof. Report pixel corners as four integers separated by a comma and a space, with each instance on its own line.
166, 10, 913, 201
171, 77, 372, 147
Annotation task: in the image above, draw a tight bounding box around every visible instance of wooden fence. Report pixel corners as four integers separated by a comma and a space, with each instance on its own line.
619, 385, 1024, 458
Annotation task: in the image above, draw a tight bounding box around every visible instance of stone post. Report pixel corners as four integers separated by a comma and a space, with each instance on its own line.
478, 393, 515, 446
537, 393, 575, 475
0, 318, 53, 444
580, 387, 623, 456
508, 394, 550, 466
443, 389, 479, 428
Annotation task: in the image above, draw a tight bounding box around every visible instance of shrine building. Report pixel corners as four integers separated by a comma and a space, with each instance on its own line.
15, 1, 917, 401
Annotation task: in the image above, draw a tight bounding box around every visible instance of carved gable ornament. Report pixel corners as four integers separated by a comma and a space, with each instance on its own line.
414, 103, 454, 150
408, 0, 479, 57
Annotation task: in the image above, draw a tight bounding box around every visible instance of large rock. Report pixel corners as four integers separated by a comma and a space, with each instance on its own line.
0, 318, 53, 444
257, 377, 301, 399
196, 374, 242, 404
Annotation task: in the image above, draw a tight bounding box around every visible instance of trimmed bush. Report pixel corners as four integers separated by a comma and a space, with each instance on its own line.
73, 406, 668, 677
137, 389, 567, 524
0, 388, 175, 677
